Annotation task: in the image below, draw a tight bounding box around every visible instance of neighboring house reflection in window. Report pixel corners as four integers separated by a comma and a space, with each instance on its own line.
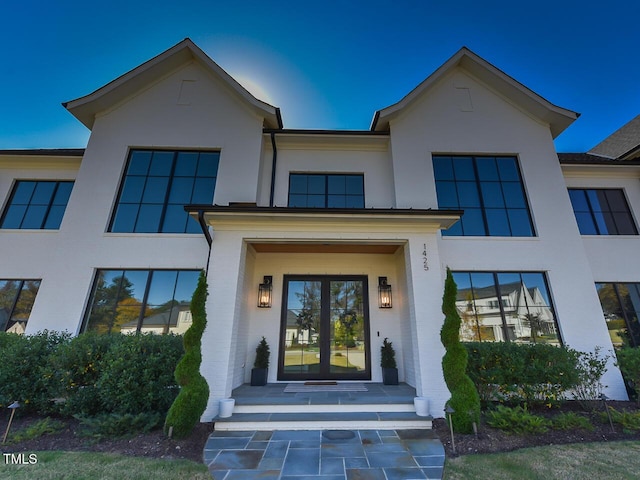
83, 269, 200, 334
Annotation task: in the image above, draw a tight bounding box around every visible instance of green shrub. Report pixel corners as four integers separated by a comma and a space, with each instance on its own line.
97, 333, 183, 415
0, 330, 70, 413
485, 405, 551, 434
465, 342, 579, 407
441, 268, 480, 433
76, 412, 161, 438
552, 412, 594, 431
164, 271, 210, 439
9, 417, 66, 443
572, 346, 609, 411
615, 347, 640, 403
44, 332, 114, 416
601, 407, 640, 433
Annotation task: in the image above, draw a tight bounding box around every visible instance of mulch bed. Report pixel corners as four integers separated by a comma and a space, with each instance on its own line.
1, 401, 639, 462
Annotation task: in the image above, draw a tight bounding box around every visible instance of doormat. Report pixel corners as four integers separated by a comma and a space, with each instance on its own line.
284, 382, 368, 393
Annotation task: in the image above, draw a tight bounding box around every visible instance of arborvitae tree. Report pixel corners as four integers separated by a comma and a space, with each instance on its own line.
164, 270, 210, 438
440, 268, 480, 433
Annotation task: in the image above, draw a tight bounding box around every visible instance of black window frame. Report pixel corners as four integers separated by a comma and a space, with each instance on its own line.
109, 149, 219, 234
568, 188, 638, 235
451, 271, 562, 345
0, 180, 74, 230
595, 282, 640, 347
433, 155, 535, 237
82, 268, 201, 335
0, 279, 41, 333
287, 173, 365, 209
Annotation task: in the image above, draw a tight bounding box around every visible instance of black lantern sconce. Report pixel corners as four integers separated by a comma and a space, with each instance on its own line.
378, 277, 392, 308
258, 276, 273, 308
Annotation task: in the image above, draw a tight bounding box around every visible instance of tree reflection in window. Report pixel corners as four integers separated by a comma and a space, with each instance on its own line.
84, 270, 200, 334
0, 279, 41, 334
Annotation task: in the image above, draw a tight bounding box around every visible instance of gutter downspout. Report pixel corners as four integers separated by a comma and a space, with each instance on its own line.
269, 132, 278, 207
197, 210, 213, 274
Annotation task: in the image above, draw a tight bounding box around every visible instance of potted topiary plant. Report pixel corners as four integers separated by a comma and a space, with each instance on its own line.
380, 337, 398, 385
251, 336, 270, 386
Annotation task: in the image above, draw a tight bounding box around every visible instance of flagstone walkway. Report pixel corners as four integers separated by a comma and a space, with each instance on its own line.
203, 428, 445, 479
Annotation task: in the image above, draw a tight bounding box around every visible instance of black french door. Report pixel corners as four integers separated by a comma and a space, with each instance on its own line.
278, 275, 371, 380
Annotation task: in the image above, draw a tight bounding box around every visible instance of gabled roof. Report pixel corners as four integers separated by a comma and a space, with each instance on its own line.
371, 47, 579, 138
63, 38, 282, 130
588, 114, 640, 160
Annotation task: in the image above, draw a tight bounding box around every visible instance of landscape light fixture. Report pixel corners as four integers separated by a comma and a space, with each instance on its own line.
258, 276, 273, 308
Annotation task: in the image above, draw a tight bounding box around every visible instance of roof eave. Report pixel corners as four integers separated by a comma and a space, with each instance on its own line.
64, 38, 281, 130
371, 47, 579, 138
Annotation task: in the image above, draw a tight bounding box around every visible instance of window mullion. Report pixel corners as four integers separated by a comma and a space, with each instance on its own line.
585, 190, 602, 235
136, 271, 154, 333
613, 283, 637, 347
493, 273, 510, 342
40, 181, 59, 229
157, 153, 178, 233
471, 157, 490, 235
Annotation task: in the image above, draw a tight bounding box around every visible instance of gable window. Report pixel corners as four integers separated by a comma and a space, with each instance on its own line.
288, 174, 364, 208
1, 181, 74, 229
433, 156, 534, 236
0, 279, 41, 334
452, 271, 560, 344
596, 283, 640, 347
569, 189, 637, 235
83, 269, 200, 334
110, 150, 219, 233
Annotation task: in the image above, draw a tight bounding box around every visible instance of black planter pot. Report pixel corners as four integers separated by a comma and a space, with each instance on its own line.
251, 368, 268, 386
382, 367, 398, 385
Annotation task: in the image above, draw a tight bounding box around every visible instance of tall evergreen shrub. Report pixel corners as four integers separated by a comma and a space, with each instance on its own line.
164, 271, 210, 438
440, 268, 480, 433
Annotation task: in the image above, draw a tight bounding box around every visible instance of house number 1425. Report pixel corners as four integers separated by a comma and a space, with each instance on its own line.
422, 244, 429, 271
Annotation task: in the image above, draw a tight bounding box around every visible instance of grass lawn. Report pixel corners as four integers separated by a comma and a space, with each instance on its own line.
445, 441, 640, 480
0, 451, 210, 480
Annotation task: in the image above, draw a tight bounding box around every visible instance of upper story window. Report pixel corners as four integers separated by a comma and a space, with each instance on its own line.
0, 181, 74, 229
288, 174, 364, 208
0, 279, 41, 334
110, 150, 219, 233
568, 188, 637, 235
433, 156, 534, 236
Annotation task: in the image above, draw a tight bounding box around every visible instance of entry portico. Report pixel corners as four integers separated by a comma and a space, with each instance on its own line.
192, 206, 461, 421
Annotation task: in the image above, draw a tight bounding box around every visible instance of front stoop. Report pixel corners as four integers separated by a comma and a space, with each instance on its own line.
213, 384, 433, 431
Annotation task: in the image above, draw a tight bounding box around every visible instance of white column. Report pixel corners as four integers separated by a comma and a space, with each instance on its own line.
200, 232, 247, 421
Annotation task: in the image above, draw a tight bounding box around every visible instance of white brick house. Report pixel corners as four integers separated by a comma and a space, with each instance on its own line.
1, 39, 638, 421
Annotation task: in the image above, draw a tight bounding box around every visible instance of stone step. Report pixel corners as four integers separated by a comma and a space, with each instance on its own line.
234, 402, 416, 414
214, 411, 433, 431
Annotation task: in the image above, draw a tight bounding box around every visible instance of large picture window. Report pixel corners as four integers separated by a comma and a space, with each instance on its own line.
452, 271, 560, 344
110, 150, 219, 233
433, 156, 534, 236
0, 279, 41, 334
569, 189, 637, 235
1, 181, 73, 229
83, 269, 201, 334
288, 174, 364, 208
596, 283, 640, 347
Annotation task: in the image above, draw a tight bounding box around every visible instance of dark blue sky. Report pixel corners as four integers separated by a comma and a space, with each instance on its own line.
2, 0, 639, 152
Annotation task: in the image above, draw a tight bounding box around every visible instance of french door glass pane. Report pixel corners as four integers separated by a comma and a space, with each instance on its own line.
330, 281, 366, 374
283, 280, 321, 374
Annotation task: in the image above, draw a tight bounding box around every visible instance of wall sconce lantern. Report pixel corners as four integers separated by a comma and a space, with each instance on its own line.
258, 276, 273, 308
378, 277, 392, 308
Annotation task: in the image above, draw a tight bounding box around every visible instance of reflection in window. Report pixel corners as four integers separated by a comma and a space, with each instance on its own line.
569, 189, 637, 235
1, 181, 73, 229
452, 271, 560, 344
83, 270, 200, 334
288, 174, 364, 208
111, 150, 219, 233
0, 280, 41, 334
433, 156, 534, 236
596, 283, 640, 347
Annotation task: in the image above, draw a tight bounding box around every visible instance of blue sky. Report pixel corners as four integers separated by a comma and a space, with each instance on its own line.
2, 0, 639, 152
